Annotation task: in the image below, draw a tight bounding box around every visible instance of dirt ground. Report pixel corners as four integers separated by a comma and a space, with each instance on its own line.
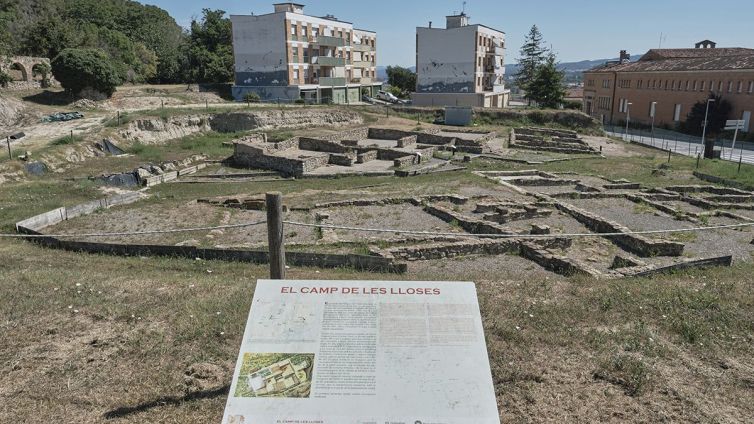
3, 86, 754, 422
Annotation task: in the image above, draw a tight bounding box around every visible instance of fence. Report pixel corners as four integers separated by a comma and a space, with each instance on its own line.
604, 124, 754, 165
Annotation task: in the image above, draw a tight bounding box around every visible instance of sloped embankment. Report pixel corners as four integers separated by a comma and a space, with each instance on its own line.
119, 109, 364, 144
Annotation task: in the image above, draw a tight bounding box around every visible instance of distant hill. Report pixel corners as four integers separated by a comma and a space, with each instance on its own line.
377, 55, 642, 84
504, 55, 643, 80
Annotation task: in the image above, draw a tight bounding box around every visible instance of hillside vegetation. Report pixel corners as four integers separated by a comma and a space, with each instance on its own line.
0, 0, 233, 84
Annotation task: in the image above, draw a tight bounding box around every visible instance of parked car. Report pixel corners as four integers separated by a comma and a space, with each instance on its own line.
377, 90, 399, 103
361, 95, 375, 104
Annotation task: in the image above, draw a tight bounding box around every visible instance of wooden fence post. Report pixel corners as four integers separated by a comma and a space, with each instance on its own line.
266, 192, 286, 279
6, 136, 11, 160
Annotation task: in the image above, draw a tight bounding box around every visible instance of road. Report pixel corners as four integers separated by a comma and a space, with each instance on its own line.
605, 129, 754, 165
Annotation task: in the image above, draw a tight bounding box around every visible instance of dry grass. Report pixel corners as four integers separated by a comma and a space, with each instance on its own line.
3, 112, 754, 422
1, 239, 752, 423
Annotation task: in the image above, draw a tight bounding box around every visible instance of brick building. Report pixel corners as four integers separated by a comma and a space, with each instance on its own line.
583, 41, 754, 132
230, 3, 381, 104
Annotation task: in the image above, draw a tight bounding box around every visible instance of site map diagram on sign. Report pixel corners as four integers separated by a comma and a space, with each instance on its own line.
223, 280, 501, 424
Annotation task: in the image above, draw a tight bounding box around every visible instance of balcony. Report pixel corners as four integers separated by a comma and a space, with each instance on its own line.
318, 77, 347, 86
313, 36, 345, 47
351, 77, 373, 84
313, 56, 346, 66
351, 60, 373, 68
352, 43, 373, 52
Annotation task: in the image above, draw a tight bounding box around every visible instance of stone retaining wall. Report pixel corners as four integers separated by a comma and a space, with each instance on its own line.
16, 192, 146, 233
552, 199, 684, 257
299, 137, 353, 154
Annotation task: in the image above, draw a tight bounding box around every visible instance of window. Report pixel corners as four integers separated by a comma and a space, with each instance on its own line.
618, 79, 631, 88
664, 80, 669, 90
293, 69, 299, 80
587, 79, 595, 87
738, 81, 743, 93
719, 81, 723, 92
602, 79, 611, 88
637, 80, 643, 89
671, 80, 676, 90
693, 81, 697, 91
649, 102, 656, 118
700, 81, 705, 91
673, 104, 682, 122
597, 96, 612, 110
302, 26, 308, 37
749, 81, 754, 94
685, 81, 690, 91
728, 81, 733, 93
291, 25, 297, 36
303, 68, 309, 81
652, 80, 657, 89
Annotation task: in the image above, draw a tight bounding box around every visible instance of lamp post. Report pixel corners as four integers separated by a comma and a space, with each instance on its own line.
701, 98, 715, 157
624, 102, 633, 141
650, 101, 657, 146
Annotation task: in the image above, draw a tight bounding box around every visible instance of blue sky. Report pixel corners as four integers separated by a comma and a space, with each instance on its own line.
144, 0, 754, 66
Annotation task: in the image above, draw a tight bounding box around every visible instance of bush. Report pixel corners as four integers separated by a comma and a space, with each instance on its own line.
51, 49, 121, 98
243, 92, 260, 103
563, 100, 582, 110
294, 98, 305, 104
0, 70, 11, 87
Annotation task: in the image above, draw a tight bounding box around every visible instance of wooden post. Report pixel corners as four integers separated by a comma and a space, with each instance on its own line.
6, 136, 11, 160
266, 192, 286, 280
667, 149, 671, 163
739, 153, 743, 174
70, 130, 73, 143
117, 111, 120, 126
696, 153, 701, 169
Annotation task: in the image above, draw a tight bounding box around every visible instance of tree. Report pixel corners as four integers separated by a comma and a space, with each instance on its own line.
386, 66, 416, 97
186, 9, 234, 84
680, 94, 732, 158
0, 69, 11, 87
515, 25, 548, 104
51, 48, 121, 98
527, 53, 565, 109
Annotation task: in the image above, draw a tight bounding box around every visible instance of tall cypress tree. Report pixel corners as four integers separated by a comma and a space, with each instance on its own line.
527, 53, 565, 109
515, 25, 548, 103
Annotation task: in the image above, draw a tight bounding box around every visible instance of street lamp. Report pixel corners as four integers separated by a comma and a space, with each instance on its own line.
650, 102, 657, 146
701, 98, 715, 156
625, 102, 633, 141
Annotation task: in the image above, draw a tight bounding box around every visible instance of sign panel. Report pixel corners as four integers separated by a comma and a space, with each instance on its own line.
223, 280, 500, 424
725, 120, 745, 130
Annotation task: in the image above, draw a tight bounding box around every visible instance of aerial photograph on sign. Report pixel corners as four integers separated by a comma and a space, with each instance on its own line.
2, 0, 754, 423
234, 353, 314, 398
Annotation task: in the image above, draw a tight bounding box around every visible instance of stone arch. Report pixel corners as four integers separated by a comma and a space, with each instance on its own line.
9, 62, 29, 82
31, 63, 49, 82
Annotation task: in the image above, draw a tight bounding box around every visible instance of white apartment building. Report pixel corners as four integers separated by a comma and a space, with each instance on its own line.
412, 13, 509, 108
231, 3, 381, 104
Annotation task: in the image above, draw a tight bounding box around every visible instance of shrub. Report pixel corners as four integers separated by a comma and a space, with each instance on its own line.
51, 49, 121, 98
243, 92, 261, 103
0, 70, 11, 87
294, 98, 305, 104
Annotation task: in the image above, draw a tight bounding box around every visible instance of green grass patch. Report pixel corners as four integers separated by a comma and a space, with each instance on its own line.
51, 135, 85, 146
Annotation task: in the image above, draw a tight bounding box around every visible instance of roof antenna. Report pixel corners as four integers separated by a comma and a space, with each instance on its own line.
462, 1, 467, 14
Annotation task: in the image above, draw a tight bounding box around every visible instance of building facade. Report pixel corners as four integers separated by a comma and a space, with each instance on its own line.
231, 3, 381, 104
412, 13, 509, 108
583, 42, 754, 132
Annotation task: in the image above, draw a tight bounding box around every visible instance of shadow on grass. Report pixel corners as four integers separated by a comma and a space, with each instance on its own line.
103, 385, 230, 419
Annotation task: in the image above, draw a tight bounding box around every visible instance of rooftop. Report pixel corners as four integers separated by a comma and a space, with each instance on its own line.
588, 42, 754, 73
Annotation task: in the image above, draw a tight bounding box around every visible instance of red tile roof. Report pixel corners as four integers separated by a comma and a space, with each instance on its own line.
588, 47, 754, 73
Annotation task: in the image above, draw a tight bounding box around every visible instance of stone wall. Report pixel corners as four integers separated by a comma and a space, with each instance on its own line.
299, 137, 354, 154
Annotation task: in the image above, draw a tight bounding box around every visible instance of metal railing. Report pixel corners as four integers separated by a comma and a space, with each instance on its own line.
604, 124, 754, 165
